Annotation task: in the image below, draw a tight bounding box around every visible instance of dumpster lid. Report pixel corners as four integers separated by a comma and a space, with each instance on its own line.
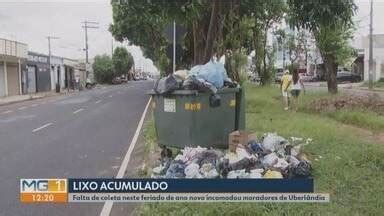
147, 87, 239, 95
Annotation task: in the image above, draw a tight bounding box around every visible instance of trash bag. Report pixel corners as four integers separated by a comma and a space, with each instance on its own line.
249, 169, 263, 178
194, 150, 223, 167
273, 158, 289, 171
185, 163, 202, 178
263, 170, 283, 179
248, 140, 265, 156
189, 60, 228, 88
288, 161, 311, 178
227, 169, 249, 179
286, 155, 300, 167
261, 133, 287, 152
153, 74, 182, 95
182, 75, 218, 94
261, 153, 279, 168
174, 70, 188, 80
165, 160, 186, 178
200, 163, 219, 178
174, 146, 207, 165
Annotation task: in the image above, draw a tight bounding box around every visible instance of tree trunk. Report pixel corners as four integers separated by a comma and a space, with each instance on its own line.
323, 55, 338, 94
203, 0, 221, 63
262, 24, 269, 84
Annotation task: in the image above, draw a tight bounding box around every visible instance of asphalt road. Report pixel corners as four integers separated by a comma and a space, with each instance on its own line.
0, 81, 153, 216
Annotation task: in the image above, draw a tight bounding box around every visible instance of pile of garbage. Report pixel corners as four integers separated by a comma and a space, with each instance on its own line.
153, 60, 238, 96
151, 133, 313, 179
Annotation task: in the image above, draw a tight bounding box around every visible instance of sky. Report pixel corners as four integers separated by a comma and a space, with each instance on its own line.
0, 0, 384, 72
0, 0, 158, 74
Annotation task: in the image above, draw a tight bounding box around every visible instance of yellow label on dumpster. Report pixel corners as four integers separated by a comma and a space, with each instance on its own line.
229, 99, 236, 107
185, 103, 201, 111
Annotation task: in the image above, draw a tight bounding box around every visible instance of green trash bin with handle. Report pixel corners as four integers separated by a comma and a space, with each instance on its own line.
149, 87, 243, 149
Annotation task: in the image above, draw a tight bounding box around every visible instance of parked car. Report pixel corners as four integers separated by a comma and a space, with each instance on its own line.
337, 72, 361, 83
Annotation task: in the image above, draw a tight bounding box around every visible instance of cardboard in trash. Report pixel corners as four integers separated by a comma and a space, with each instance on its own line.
228, 130, 257, 152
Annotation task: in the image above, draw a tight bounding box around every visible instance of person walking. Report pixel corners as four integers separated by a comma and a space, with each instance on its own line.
280, 70, 292, 110
290, 69, 305, 111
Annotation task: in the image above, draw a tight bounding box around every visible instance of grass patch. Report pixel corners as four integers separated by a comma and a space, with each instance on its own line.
327, 110, 384, 131
138, 84, 384, 215
137, 117, 156, 177
361, 80, 384, 89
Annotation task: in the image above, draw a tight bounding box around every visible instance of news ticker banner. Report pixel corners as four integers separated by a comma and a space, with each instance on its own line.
20, 178, 329, 203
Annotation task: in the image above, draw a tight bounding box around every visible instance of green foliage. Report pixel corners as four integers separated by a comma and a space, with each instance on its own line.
110, 0, 169, 72
288, 0, 357, 93
112, 47, 134, 77
225, 48, 248, 85
110, 0, 285, 80
314, 25, 355, 66
249, 0, 286, 85
92, 54, 113, 84
287, 0, 357, 32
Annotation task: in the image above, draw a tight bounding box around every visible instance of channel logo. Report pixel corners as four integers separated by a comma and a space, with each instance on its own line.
20, 179, 67, 203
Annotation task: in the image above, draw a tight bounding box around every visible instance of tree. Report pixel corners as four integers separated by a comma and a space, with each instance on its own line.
110, 0, 285, 83
93, 54, 113, 84
288, 0, 357, 93
247, 0, 286, 85
112, 47, 134, 78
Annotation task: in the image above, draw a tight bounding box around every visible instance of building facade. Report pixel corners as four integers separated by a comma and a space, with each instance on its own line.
362, 34, 384, 82
0, 38, 28, 97
50, 56, 65, 91
27, 52, 51, 93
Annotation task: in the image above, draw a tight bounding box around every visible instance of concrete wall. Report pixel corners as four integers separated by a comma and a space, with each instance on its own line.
6, 63, 19, 96
362, 35, 384, 81
363, 48, 384, 81
0, 63, 5, 97
50, 56, 65, 90
0, 38, 28, 58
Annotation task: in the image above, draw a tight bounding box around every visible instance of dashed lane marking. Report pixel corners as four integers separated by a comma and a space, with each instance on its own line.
1, 110, 13, 114
73, 108, 84, 114
32, 123, 53, 133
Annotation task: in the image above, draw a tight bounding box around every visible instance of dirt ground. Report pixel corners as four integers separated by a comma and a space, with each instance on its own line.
309, 93, 384, 115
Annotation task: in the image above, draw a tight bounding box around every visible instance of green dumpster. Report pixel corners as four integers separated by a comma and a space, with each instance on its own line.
149, 88, 243, 149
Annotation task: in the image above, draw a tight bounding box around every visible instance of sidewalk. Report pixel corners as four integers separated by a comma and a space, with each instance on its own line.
0, 91, 72, 106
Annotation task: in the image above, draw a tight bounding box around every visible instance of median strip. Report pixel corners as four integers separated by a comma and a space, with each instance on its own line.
32, 123, 53, 133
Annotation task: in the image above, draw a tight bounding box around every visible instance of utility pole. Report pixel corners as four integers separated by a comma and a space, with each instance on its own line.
46, 36, 59, 91
173, 20, 176, 73
81, 21, 99, 64
111, 38, 114, 56
369, 0, 374, 89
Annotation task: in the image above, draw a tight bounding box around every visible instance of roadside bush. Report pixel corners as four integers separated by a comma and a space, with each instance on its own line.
93, 54, 114, 84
